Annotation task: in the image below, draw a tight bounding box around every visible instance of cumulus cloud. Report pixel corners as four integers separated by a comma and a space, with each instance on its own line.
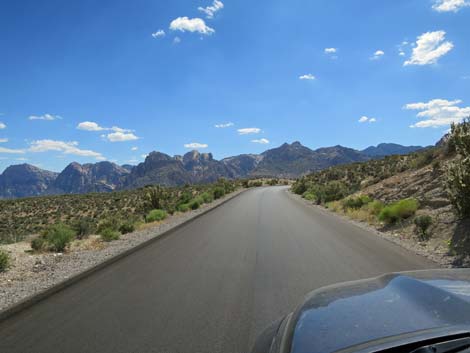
405, 98, 470, 128
106, 131, 139, 142
0, 122, 6, 129
0, 138, 8, 143
152, 30, 166, 38
184, 142, 209, 149
215, 122, 234, 128
251, 138, 270, 144
299, 74, 316, 80
29, 139, 105, 160
238, 128, 261, 135
324, 48, 337, 54
432, 0, 469, 12
198, 0, 224, 19
371, 50, 385, 60
131, 146, 138, 151
358, 116, 377, 123
28, 114, 61, 121
77, 121, 106, 131
77, 121, 138, 142
404, 31, 454, 66
170, 17, 214, 35
0, 146, 25, 154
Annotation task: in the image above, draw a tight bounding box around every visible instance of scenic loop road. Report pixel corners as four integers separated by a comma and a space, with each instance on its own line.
0, 186, 437, 353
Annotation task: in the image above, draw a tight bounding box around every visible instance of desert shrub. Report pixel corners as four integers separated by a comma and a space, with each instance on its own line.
242, 180, 250, 188
146, 209, 168, 223
119, 220, 136, 234
0, 250, 10, 272
302, 192, 316, 201
39, 223, 76, 252
100, 228, 120, 242
250, 181, 263, 187
378, 199, 419, 225
71, 218, 95, 239
213, 187, 225, 200
414, 215, 433, 241
178, 203, 190, 213
446, 119, 470, 218
201, 192, 214, 204
31, 236, 46, 251
188, 198, 201, 210
314, 181, 349, 204
292, 179, 308, 195
97, 218, 120, 234
367, 200, 385, 216
342, 195, 372, 210
268, 179, 279, 186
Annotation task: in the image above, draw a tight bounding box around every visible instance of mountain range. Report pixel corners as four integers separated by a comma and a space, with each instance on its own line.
0, 142, 424, 199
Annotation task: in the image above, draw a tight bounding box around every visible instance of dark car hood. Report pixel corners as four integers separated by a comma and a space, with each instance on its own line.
287, 269, 470, 353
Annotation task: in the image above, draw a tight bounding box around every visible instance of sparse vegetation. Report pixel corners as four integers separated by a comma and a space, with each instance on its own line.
414, 215, 433, 241
0, 250, 10, 272
0, 180, 240, 245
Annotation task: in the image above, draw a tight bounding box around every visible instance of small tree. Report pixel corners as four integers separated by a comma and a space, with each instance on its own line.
414, 215, 433, 241
446, 119, 470, 218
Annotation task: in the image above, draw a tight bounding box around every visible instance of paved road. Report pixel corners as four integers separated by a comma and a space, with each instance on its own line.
0, 187, 436, 353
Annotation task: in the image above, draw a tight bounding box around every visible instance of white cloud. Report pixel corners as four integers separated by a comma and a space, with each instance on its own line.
173, 37, 181, 44
251, 138, 270, 144
358, 116, 377, 123
77, 121, 138, 142
299, 74, 316, 80
0, 122, 6, 129
215, 122, 234, 128
198, 0, 224, 19
77, 121, 106, 131
432, 0, 469, 12
131, 146, 139, 151
106, 131, 139, 142
170, 17, 214, 35
238, 128, 261, 135
28, 114, 61, 121
152, 30, 166, 38
405, 98, 470, 128
324, 48, 337, 54
0, 146, 25, 154
371, 50, 385, 60
404, 31, 453, 66
141, 154, 148, 159
28, 139, 105, 160
0, 138, 8, 143
462, 75, 470, 80
184, 142, 208, 149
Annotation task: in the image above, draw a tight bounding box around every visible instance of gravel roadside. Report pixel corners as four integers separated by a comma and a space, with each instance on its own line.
0, 189, 245, 312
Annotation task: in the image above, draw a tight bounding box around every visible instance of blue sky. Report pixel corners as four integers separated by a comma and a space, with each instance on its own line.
0, 0, 469, 172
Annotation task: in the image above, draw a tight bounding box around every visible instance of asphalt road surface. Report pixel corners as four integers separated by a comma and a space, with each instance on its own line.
0, 187, 437, 353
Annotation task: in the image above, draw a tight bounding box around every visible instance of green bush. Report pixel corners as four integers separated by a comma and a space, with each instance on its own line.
119, 221, 136, 234
378, 199, 419, 225
38, 223, 76, 252
100, 228, 120, 242
342, 195, 372, 210
188, 198, 201, 210
213, 187, 225, 199
146, 209, 168, 223
367, 200, 385, 216
97, 218, 120, 234
71, 218, 95, 239
302, 192, 316, 201
292, 179, 308, 195
0, 250, 10, 272
414, 215, 433, 241
178, 203, 190, 213
446, 119, 470, 218
201, 192, 214, 204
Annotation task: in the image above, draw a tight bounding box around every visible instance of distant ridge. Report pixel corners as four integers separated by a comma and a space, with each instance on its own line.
0, 141, 424, 199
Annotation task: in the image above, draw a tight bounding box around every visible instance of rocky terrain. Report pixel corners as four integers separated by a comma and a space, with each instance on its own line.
0, 142, 424, 199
